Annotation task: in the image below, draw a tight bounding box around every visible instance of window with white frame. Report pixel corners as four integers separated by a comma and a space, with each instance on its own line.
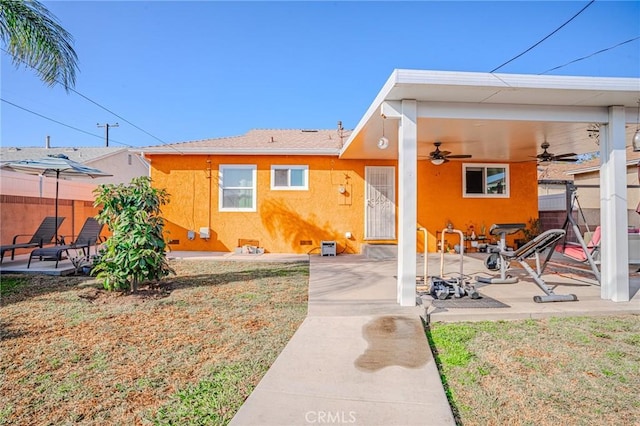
270, 165, 308, 190
462, 163, 509, 198
219, 165, 257, 211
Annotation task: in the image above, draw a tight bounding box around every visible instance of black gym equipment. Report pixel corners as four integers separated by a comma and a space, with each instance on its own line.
481, 228, 578, 303
476, 223, 525, 284
428, 228, 479, 300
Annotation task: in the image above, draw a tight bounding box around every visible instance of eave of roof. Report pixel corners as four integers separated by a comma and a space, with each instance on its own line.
340, 69, 640, 160
141, 148, 340, 156
141, 128, 348, 156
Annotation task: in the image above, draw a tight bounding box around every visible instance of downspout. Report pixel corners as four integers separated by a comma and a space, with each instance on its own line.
207, 158, 212, 233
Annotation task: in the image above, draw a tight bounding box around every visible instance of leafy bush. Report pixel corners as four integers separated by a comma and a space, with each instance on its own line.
93, 176, 174, 292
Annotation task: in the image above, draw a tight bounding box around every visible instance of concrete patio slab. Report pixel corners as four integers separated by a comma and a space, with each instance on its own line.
423, 252, 640, 323
0, 253, 76, 276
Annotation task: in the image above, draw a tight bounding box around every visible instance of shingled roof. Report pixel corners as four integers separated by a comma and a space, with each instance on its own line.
564, 146, 640, 175
142, 129, 351, 155
537, 146, 640, 181
537, 162, 576, 181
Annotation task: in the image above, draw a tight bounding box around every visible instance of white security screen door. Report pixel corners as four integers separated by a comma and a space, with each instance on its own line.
365, 166, 396, 239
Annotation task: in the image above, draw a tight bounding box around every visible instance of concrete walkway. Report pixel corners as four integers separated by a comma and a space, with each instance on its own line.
231, 255, 455, 426
229, 251, 639, 425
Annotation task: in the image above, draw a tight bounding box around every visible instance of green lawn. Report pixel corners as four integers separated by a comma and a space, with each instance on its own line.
0, 260, 309, 425
428, 315, 640, 425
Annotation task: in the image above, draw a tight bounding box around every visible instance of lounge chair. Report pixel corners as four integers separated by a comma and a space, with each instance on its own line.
0, 216, 65, 263
495, 229, 578, 303
28, 217, 104, 268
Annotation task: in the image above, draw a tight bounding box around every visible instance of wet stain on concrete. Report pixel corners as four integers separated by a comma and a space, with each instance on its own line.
355, 316, 431, 372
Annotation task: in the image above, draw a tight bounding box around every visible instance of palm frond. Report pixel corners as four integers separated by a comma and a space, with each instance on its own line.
0, 0, 78, 90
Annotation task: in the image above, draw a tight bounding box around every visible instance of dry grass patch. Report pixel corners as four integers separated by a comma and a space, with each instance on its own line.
0, 260, 308, 425
428, 315, 640, 426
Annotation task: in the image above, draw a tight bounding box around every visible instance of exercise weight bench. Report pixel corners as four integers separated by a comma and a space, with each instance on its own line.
490, 229, 578, 303
476, 223, 525, 284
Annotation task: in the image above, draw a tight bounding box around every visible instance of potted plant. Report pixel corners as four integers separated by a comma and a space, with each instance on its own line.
517, 217, 541, 248
478, 223, 487, 240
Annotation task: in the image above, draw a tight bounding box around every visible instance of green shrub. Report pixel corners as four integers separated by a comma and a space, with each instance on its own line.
93, 176, 174, 292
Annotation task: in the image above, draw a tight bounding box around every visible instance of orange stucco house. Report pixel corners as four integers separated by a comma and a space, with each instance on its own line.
142, 69, 639, 305
143, 127, 537, 256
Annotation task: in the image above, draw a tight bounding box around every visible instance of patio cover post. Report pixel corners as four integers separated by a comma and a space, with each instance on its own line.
397, 99, 418, 306
599, 105, 630, 301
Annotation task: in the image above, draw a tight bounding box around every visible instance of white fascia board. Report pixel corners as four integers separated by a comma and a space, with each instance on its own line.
141, 148, 340, 156
394, 69, 640, 92
417, 101, 608, 123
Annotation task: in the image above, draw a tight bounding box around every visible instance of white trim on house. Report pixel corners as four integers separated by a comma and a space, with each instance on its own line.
270, 165, 309, 191
218, 164, 257, 212
462, 163, 510, 198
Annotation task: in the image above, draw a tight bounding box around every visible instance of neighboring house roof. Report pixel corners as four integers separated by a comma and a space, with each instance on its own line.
0, 147, 134, 164
537, 147, 640, 181
537, 162, 576, 182
0, 146, 150, 186
141, 128, 351, 156
565, 146, 640, 176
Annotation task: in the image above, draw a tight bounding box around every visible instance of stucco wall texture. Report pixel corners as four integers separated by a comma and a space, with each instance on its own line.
149, 154, 539, 254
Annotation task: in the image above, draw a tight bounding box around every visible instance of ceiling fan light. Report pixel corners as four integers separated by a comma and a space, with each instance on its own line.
633, 130, 640, 152
431, 158, 445, 166
377, 136, 389, 150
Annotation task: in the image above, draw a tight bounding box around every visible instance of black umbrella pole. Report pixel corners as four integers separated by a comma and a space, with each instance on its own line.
55, 171, 59, 245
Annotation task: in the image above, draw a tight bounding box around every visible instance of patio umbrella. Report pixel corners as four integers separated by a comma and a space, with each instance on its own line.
0, 154, 112, 244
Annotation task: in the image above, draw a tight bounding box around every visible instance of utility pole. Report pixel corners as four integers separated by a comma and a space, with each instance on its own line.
97, 122, 119, 147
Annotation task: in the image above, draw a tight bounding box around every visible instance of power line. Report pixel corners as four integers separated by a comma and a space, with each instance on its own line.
1, 47, 183, 153
539, 36, 640, 74
490, 0, 595, 73
1, 98, 131, 147
65, 87, 183, 153
68, 86, 171, 146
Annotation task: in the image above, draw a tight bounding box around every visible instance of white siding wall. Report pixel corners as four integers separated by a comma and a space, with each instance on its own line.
0, 170, 96, 201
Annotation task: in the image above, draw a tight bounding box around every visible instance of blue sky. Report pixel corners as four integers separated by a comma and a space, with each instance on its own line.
1, 1, 639, 149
